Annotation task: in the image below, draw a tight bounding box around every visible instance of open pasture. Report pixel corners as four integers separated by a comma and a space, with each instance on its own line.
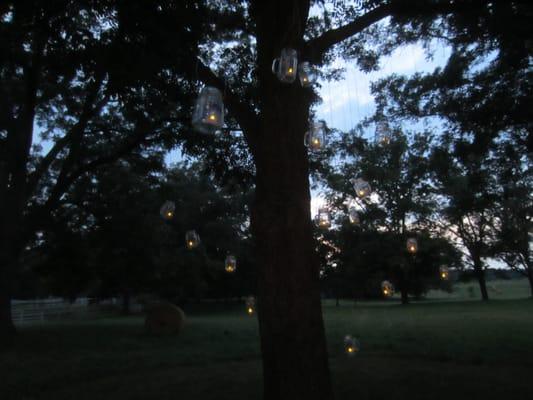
2, 292, 532, 400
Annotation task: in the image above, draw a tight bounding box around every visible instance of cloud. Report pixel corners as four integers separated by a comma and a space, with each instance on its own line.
381, 44, 425, 74
315, 42, 450, 131
310, 195, 326, 216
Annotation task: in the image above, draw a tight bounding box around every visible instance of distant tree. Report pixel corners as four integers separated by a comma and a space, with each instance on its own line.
429, 134, 500, 301
82, 157, 164, 313
33, 152, 167, 310
38, 159, 254, 310
367, 0, 532, 300
491, 132, 533, 296
320, 221, 458, 302
36, 228, 93, 303
369, 61, 529, 301
0, 1, 199, 334
323, 128, 441, 303
372, 0, 532, 151
153, 164, 254, 303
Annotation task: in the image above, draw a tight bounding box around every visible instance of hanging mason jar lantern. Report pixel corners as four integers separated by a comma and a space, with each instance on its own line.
271, 48, 298, 83
344, 335, 360, 356
352, 178, 371, 199
381, 280, 394, 297
316, 207, 331, 229
185, 230, 200, 250
305, 121, 326, 151
348, 207, 360, 225
375, 121, 392, 145
439, 265, 449, 280
225, 255, 237, 273
245, 296, 255, 315
298, 61, 315, 87
160, 201, 176, 220
192, 86, 225, 133
406, 238, 418, 254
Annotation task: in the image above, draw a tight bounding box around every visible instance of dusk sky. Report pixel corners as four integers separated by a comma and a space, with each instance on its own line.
311, 41, 451, 213
165, 41, 451, 172
161, 41, 452, 216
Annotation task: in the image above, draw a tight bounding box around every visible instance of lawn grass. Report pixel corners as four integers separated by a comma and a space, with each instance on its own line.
426, 277, 532, 300
2, 287, 533, 399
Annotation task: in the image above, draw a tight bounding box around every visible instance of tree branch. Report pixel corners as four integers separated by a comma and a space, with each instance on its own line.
303, 3, 393, 64
26, 91, 109, 199
75, 124, 151, 176
303, 0, 507, 64
25, 118, 153, 235
40, 73, 106, 209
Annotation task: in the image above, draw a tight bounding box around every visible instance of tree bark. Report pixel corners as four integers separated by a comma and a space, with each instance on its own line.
122, 288, 131, 315
400, 287, 409, 305
0, 240, 20, 337
526, 266, 533, 298
0, 13, 44, 335
473, 258, 489, 301
0, 283, 16, 337
250, 91, 332, 399
400, 262, 409, 305
252, 151, 332, 400
248, 2, 333, 399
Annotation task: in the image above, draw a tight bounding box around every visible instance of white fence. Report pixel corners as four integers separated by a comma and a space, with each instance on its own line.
11, 297, 141, 325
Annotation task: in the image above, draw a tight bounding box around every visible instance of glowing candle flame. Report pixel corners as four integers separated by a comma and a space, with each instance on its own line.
310, 136, 322, 150
344, 335, 359, 356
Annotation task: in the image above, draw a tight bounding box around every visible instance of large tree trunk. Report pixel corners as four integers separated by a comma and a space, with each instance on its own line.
0, 188, 27, 336
251, 146, 332, 399
249, 1, 332, 393
121, 288, 131, 315
0, 240, 20, 337
473, 258, 489, 301
250, 82, 332, 399
400, 287, 409, 305
526, 265, 533, 298
0, 283, 16, 337
0, 19, 42, 335
400, 262, 409, 305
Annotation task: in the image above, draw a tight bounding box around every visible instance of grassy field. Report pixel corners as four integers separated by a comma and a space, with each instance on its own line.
2, 282, 533, 400
425, 278, 532, 300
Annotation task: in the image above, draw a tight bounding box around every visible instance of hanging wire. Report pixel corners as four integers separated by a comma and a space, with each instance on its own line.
353, 66, 361, 132
346, 63, 356, 132
327, 79, 335, 129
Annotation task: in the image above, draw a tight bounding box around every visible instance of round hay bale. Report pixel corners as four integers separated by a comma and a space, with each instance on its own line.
144, 302, 186, 335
